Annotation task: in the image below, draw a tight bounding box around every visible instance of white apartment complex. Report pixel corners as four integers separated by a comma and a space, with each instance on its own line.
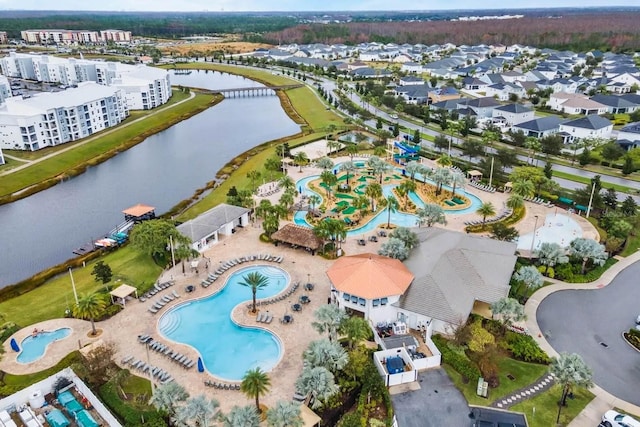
0, 75, 11, 104
0, 82, 128, 151
21, 29, 131, 45
0, 53, 172, 110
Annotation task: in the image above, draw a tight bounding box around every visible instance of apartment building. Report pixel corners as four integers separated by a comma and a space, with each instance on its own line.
0, 82, 127, 151
0, 32, 8, 45
0, 75, 11, 104
20, 29, 129, 45
100, 30, 132, 43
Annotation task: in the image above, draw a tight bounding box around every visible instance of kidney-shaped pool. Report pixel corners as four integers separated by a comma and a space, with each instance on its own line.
158, 265, 288, 381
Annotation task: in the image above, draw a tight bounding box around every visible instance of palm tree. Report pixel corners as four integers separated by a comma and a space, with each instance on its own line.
294, 152, 309, 172
550, 353, 593, 423
265, 157, 281, 181
279, 189, 295, 211
246, 170, 261, 192
339, 161, 357, 186
320, 170, 337, 200
506, 194, 524, 211
383, 195, 399, 229
241, 367, 271, 414
266, 401, 303, 427
308, 194, 321, 213
222, 405, 260, 427
378, 238, 410, 260
432, 167, 451, 196
150, 382, 189, 418
326, 139, 340, 156
295, 367, 339, 409
373, 145, 386, 157
490, 297, 526, 332
534, 242, 569, 268
416, 204, 446, 227
315, 218, 347, 257
364, 182, 382, 211
569, 238, 608, 274
315, 157, 334, 171
511, 179, 535, 198
397, 180, 416, 209
389, 227, 419, 249
345, 143, 359, 161
353, 195, 370, 217
72, 292, 106, 335
303, 339, 349, 373
436, 154, 452, 167
476, 202, 496, 226
340, 316, 371, 349
449, 170, 466, 197
404, 160, 421, 181
513, 265, 544, 291
279, 175, 295, 191
174, 395, 219, 427
312, 304, 347, 342
238, 272, 269, 314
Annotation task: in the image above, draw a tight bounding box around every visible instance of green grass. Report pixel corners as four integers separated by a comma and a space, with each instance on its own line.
0, 90, 211, 198
511, 385, 595, 427
442, 357, 548, 406
551, 170, 637, 194
621, 233, 640, 257
0, 245, 161, 327
0, 351, 82, 395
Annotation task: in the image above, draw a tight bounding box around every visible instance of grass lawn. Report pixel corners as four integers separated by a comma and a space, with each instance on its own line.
551, 170, 637, 194
511, 385, 595, 427
621, 233, 640, 257
0, 91, 211, 198
442, 358, 549, 406
0, 245, 161, 327
0, 352, 81, 395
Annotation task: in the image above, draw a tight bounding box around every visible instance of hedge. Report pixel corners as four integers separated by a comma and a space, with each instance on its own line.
501, 332, 550, 364
99, 378, 167, 427
432, 335, 481, 383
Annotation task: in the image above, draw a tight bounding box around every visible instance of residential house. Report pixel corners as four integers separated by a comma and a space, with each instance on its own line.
500, 71, 527, 83
559, 115, 613, 143
398, 76, 425, 86
428, 86, 460, 104
590, 94, 640, 114
177, 203, 251, 252
616, 121, 640, 151
401, 62, 424, 73
484, 82, 525, 101
460, 97, 502, 118
548, 92, 607, 115
462, 76, 489, 91
350, 67, 392, 79
492, 103, 535, 126
512, 116, 564, 138
394, 84, 431, 105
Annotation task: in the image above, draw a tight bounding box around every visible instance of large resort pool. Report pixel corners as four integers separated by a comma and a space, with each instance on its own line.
158, 265, 287, 381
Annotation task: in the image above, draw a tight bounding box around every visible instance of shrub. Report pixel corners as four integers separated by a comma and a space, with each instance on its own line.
624, 329, 640, 351
99, 380, 166, 427
501, 332, 550, 364
432, 335, 481, 383
98, 304, 122, 321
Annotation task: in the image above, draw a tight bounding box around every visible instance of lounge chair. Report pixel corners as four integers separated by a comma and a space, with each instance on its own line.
256, 313, 264, 323
122, 355, 133, 364
265, 315, 273, 324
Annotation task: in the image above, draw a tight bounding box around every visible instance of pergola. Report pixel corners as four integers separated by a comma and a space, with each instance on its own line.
109, 284, 138, 307
467, 170, 482, 181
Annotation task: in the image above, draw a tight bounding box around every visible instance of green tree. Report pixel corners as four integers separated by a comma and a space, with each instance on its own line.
315, 157, 334, 171
389, 227, 419, 249
412, 128, 421, 145
461, 139, 485, 160
295, 367, 339, 409
540, 134, 563, 156
150, 382, 189, 418
130, 219, 191, 263
174, 395, 220, 427
490, 223, 519, 241
73, 293, 106, 336
345, 143, 359, 161
241, 367, 271, 414
397, 180, 416, 209
550, 353, 593, 423
513, 265, 544, 291
579, 147, 592, 166
468, 320, 495, 353
265, 157, 282, 181
511, 179, 535, 198
340, 316, 371, 349
534, 242, 569, 269
339, 161, 357, 186
404, 160, 421, 181
600, 142, 625, 163
506, 194, 524, 211
621, 196, 638, 216
303, 339, 349, 373
476, 202, 496, 226
247, 170, 261, 192
378, 238, 409, 260
543, 162, 553, 179
312, 304, 347, 342
308, 194, 321, 213
266, 401, 303, 427
222, 406, 260, 427
416, 204, 446, 227
602, 188, 618, 212
392, 122, 400, 137
622, 155, 635, 175
432, 167, 451, 196
365, 182, 383, 211
383, 195, 399, 228
433, 135, 449, 152
294, 152, 309, 172
239, 272, 269, 314
91, 261, 112, 290
449, 170, 465, 196
569, 238, 608, 275
490, 297, 526, 331
320, 170, 338, 199
376, 117, 382, 130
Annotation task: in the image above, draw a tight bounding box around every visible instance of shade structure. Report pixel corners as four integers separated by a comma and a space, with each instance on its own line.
10, 338, 19, 352
109, 284, 138, 306
326, 253, 414, 299
197, 357, 204, 373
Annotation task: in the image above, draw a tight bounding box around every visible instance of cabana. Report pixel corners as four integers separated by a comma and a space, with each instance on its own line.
467, 170, 482, 181
109, 284, 138, 307
271, 224, 323, 255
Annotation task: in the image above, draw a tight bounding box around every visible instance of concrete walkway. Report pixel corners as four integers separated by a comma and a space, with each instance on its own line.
491, 373, 555, 410
524, 251, 640, 425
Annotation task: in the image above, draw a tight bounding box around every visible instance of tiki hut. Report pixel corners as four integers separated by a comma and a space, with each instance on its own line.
271, 224, 323, 255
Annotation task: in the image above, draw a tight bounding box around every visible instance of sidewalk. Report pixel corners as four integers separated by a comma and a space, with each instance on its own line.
524, 251, 640, 425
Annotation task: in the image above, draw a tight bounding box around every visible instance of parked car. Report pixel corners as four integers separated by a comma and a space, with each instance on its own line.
602, 410, 640, 427
390, 113, 399, 119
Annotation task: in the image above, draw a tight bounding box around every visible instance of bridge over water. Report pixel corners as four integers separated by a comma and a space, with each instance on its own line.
204, 84, 304, 97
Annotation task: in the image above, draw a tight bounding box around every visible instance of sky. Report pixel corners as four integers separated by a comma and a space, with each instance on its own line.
0, 0, 637, 12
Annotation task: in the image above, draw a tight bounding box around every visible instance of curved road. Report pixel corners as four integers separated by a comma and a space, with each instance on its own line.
537, 261, 640, 406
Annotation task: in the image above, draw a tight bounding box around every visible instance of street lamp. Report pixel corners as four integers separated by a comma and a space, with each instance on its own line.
530, 215, 540, 256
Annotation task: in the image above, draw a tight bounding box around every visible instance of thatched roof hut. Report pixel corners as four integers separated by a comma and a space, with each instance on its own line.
271, 224, 323, 254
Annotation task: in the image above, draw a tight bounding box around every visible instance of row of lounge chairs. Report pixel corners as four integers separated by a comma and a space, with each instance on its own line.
148, 290, 180, 314
204, 380, 240, 390
139, 280, 176, 302
464, 209, 513, 226
138, 335, 195, 369
201, 254, 284, 288
121, 355, 174, 385
257, 185, 281, 197
246, 282, 300, 309
469, 181, 496, 193
524, 196, 554, 208
256, 312, 273, 324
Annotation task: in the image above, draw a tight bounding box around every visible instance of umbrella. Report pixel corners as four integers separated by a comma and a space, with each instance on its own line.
10, 338, 19, 352
197, 357, 204, 373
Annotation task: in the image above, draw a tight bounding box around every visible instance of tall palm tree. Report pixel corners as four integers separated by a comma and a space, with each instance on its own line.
436, 154, 452, 167
345, 143, 359, 161
416, 204, 446, 228
353, 195, 370, 217
373, 145, 386, 157
246, 170, 261, 192
279, 175, 295, 191
365, 182, 382, 211
320, 170, 337, 200
432, 167, 451, 196
241, 367, 271, 414
404, 160, 421, 181
312, 304, 347, 342
295, 367, 339, 410
238, 272, 269, 314
339, 161, 357, 186
174, 395, 219, 427
308, 194, 321, 213
506, 194, 524, 211
476, 202, 496, 226
449, 170, 466, 197
222, 405, 260, 427
315, 157, 334, 171
266, 401, 303, 427
326, 218, 346, 256
150, 382, 189, 418
384, 195, 399, 229
511, 179, 535, 198
72, 292, 106, 335
326, 139, 340, 155
397, 180, 416, 209
550, 353, 593, 423
264, 157, 281, 181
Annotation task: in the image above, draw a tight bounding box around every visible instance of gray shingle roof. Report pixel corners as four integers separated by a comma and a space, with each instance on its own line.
395, 228, 516, 325
177, 203, 250, 242
494, 103, 533, 114
562, 115, 612, 130
514, 116, 564, 132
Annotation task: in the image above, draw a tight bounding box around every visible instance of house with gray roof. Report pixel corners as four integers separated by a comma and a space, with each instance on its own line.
491, 103, 535, 126
177, 203, 250, 252
512, 116, 564, 139
590, 94, 640, 114
616, 121, 640, 151
394, 228, 517, 335
559, 115, 613, 143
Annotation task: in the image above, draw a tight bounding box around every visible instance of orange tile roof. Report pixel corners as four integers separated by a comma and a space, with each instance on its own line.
326, 253, 414, 299
122, 203, 155, 217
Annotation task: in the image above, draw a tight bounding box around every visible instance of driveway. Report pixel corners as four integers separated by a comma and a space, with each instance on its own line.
391, 368, 470, 427
537, 261, 640, 406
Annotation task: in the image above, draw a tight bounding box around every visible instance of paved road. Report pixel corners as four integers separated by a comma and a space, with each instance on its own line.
537, 261, 640, 406
391, 368, 471, 427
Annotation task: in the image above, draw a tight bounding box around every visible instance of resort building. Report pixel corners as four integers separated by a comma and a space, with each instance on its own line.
20, 29, 131, 45
0, 54, 172, 110
0, 82, 128, 151
0, 75, 10, 104
177, 204, 251, 253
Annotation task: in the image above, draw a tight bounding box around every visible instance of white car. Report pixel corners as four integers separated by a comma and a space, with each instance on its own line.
602, 410, 640, 427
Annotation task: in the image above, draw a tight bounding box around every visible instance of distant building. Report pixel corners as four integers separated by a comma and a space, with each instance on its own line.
616, 121, 640, 151
0, 82, 128, 151
20, 29, 131, 45
0, 146, 4, 165
0, 75, 11, 104
99, 29, 132, 43
0, 32, 8, 45
558, 115, 613, 143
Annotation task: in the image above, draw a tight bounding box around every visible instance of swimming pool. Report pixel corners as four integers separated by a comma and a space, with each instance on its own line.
158, 265, 288, 380
517, 213, 583, 251
17, 327, 71, 363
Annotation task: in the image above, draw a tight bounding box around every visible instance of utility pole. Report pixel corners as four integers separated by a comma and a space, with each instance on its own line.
488, 157, 495, 189
586, 182, 596, 218
69, 267, 78, 305
169, 235, 176, 268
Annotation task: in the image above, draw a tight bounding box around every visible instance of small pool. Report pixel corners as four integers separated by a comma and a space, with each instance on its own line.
17, 328, 72, 363
517, 213, 583, 250
159, 265, 287, 381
